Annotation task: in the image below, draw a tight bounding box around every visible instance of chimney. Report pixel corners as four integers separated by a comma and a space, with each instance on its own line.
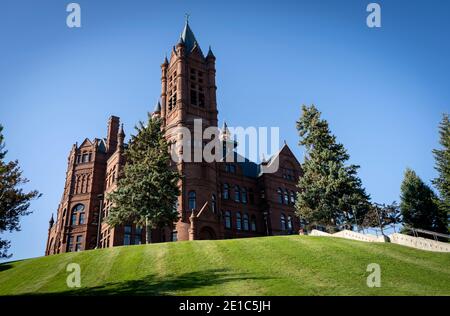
106, 116, 120, 153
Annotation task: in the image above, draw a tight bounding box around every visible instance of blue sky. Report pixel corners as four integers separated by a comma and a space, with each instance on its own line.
0, 0, 449, 261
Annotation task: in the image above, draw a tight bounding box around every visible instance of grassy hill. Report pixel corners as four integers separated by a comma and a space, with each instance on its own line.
0, 235, 449, 296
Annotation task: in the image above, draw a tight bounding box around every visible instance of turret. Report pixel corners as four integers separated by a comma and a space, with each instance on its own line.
49, 214, 54, 229
117, 124, 125, 150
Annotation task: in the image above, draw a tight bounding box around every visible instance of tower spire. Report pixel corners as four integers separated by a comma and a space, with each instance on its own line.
179, 15, 198, 54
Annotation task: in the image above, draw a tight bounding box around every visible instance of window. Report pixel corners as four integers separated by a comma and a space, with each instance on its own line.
236, 212, 242, 230
134, 227, 142, 245
290, 191, 296, 204
79, 212, 85, 225
234, 186, 240, 202
211, 194, 217, 213
71, 204, 84, 226
124, 225, 132, 245
71, 213, 77, 226
189, 69, 206, 108
284, 190, 289, 205
241, 188, 248, 204
287, 216, 293, 231
223, 184, 229, 200
67, 236, 74, 252
251, 215, 257, 232
280, 214, 286, 231
82, 153, 90, 163
171, 231, 178, 242
224, 211, 231, 229
75, 235, 83, 251
188, 191, 196, 210
243, 213, 249, 231
277, 188, 283, 204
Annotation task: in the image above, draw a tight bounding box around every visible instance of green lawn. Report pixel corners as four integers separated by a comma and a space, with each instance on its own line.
0, 235, 449, 296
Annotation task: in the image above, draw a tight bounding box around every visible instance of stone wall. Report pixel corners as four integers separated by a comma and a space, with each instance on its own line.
309, 229, 450, 253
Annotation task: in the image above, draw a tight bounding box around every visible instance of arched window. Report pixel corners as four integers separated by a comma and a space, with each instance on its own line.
236, 212, 242, 230
280, 214, 286, 231
224, 211, 232, 229
243, 213, 249, 231
277, 188, 283, 204
251, 215, 257, 232
71, 204, 84, 226
241, 188, 248, 204
290, 191, 295, 204
287, 216, 293, 231
223, 183, 229, 200
211, 194, 217, 213
284, 189, 289, 204
234, 185, 241, 202
188, 191, 196, 210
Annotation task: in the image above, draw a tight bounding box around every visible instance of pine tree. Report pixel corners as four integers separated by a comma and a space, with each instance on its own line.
0, 125, 41, 258
106, 114, 180, 243
400, 168, 447, 233
295, 105, 371, 231
432, 113, 450, 231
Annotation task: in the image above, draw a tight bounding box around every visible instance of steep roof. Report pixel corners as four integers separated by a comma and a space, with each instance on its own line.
180, 21, 198, 55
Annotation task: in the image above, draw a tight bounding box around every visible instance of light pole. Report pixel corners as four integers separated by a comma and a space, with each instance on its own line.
263, 211, 269, 236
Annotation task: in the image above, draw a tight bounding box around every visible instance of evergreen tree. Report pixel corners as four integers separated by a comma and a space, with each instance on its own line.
432, 113, 450, 231
295, 105, 371, 230
107, 114, 180, 243
400, 168, 447, 233
0, 125, 41, 258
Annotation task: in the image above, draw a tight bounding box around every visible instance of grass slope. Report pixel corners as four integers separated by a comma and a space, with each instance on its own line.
0, 236, 449, 296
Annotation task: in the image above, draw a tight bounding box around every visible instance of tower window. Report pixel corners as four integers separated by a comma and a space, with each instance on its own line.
188, 191, 196, 210
79, 212, 85, 225
75, 235, 83, 251
67, 236, 74, 252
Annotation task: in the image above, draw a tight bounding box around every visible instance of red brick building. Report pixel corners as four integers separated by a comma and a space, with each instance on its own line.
45, 21, 302, 255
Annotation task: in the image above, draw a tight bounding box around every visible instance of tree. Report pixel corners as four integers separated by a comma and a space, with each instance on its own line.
400, 168, 447, 234
432, 113, 450, 231
0, 125, 41, 258
295, 105, 371, 231
362, 202, 401, 235
106, 114, 180, 243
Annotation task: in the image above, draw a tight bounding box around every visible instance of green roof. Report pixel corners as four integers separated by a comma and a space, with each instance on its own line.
180, 21, 198, 55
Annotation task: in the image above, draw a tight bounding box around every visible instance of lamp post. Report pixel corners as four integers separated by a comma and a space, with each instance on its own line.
263, 211, 269, 236
95, 194, 104, 249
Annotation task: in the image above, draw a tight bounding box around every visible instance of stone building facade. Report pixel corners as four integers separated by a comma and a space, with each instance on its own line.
45, 21, 302, 255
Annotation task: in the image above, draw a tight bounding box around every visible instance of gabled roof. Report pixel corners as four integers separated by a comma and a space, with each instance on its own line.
258, 143, 301, 176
